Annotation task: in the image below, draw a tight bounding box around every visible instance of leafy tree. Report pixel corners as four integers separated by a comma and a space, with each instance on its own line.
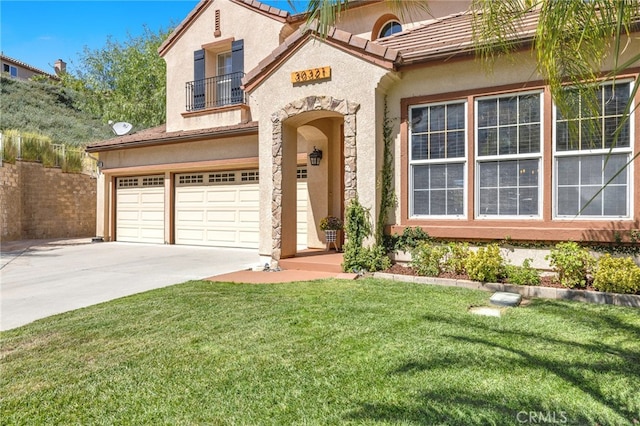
62, 25, 171, 129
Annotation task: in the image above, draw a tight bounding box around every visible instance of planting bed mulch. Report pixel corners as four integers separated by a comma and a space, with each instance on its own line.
383, 263, 599, 292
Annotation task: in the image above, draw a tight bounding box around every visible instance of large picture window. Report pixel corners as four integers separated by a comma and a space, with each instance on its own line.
476, 92, 543, 217
409, 101, 466, 217
554, 81, 633, 218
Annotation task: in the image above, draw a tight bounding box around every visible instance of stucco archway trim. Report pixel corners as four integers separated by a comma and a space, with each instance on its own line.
270, 95, 360, 260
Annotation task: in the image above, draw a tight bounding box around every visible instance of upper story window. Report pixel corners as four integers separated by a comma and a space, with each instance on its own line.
3, 64, 17, 78
553, 80, 633, 218
186, 39, 244, 111
475, 91, 543, 218
409, 101, 467, 218
379, 21, 402, 38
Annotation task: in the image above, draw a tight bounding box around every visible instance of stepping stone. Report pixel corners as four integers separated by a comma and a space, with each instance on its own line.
469, 306, 502, 317
490, 292, 522, 307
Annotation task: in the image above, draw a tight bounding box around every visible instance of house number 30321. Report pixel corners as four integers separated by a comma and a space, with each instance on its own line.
290, 66, 331, 84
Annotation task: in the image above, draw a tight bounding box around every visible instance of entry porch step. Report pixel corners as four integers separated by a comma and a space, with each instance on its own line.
279, 250, 344, 274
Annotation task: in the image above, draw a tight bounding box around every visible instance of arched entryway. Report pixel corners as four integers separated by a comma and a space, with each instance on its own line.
271, 96, 360, 260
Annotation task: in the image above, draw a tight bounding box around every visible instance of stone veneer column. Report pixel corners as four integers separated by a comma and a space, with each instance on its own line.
271, 96, 360, 261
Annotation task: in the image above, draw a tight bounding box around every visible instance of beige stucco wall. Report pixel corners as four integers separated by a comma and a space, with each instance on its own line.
100, 135, 259, 170
250, 38, 392, 257
163, 0, 285, 133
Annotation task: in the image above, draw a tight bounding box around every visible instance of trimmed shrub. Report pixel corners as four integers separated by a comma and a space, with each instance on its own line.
593, 254, 640, 294
546, 242, 595, 288
410, 242, 448, 277
505, 258, 541, 286
442, 242, 470, 275
465, 244, 505, 283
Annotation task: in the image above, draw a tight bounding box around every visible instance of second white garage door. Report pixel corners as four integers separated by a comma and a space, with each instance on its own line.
175, 170, 308, 249
175, 171, 259, 248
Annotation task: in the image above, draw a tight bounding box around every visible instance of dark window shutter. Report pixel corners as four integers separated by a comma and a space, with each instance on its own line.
193, 49, 205, 109
231, 40, 244, 103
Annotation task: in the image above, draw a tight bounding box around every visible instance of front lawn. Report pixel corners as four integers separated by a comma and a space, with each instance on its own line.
1, 278, 639, 425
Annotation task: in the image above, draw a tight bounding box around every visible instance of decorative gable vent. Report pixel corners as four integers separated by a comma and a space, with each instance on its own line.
214, 9, 221, 37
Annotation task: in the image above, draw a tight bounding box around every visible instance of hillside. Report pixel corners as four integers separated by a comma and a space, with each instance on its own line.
0, 76, 114, 147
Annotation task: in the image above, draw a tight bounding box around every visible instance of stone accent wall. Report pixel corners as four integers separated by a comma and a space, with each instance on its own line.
271, 95, 360, 260
0, 161, 96, 242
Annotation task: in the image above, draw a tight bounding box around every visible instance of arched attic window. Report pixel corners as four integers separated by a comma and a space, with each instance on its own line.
372, 14, 402, 41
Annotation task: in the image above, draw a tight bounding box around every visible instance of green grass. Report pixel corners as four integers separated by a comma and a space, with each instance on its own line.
1, 278, 639, 425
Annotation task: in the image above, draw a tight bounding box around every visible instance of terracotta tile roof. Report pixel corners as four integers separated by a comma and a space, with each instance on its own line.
232, 0, 290, 19
375, 10, 539, 66
86, 121, 259, 152
243, 26, 400, 90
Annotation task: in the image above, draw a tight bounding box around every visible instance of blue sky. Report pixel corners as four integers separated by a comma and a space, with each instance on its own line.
0, 0, 305, 75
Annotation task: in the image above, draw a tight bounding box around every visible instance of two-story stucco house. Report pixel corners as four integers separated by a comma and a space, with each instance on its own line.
86, 0, 639, 266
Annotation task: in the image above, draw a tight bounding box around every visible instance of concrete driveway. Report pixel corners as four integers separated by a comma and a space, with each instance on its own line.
0, 239, 260, 331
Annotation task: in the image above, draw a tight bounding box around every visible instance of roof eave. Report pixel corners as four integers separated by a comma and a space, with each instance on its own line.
86, 124, 259, 153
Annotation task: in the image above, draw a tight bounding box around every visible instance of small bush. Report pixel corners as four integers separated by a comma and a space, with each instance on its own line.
20, 131, 53, 162
593, 254, 640, 294
505, 258, 541, 286
1, 130, 19, 163
386, 227, 431, 253
410, 242, 448, 277
62, 149, 84, 173
465, 244, 505, 283
442, 242, 470, 275
546, 242, 595, 288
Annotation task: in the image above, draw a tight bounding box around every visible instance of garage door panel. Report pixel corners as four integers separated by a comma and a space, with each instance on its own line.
140, 211, 164, 222
177, 190, 205, 203
238, 211, 259, 223
178, 210, 205, 222
206, 211, 236, 223
140, 193, 164, 204
208, 190, 237, 203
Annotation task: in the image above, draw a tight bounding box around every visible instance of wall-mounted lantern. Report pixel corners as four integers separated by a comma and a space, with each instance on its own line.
309, 146, 323, 166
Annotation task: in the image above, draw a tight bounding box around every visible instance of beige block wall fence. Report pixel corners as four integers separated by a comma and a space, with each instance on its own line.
0, 161, 96, 242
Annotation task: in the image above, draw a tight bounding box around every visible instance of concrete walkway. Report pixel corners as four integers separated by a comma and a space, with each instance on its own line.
0, 239, 261, 331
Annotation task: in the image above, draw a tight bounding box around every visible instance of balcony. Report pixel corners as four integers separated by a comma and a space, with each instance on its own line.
185, 72, 245, 112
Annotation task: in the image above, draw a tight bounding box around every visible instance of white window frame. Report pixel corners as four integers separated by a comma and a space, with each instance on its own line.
474, 90, 544, 219
552, 79, 635, 220
379, 20, 402, 39
409, 100, 468, 219
216, 51, 233, 105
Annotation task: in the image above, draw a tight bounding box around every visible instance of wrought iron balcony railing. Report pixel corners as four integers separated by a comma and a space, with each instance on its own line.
185, 71, 245, 112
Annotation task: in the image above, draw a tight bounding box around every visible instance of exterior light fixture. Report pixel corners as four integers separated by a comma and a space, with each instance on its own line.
309, 146, 323, 166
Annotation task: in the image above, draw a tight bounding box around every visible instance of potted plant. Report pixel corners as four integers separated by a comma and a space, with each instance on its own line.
319, 216, 343, 250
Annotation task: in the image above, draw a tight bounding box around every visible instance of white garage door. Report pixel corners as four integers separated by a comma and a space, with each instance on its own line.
175, 171, 260, 248
116, 176, 165, 244
175, 169, 308, 249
